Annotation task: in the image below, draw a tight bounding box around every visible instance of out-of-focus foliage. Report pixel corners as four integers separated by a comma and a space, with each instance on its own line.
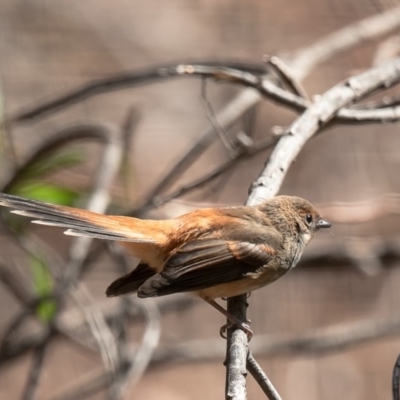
7, 147, 85, 205
30, 254, 57, 324
1, 147, 85, 322
13, 147, 85, 183
10, 182, 79, 206
3, 147, 85, 231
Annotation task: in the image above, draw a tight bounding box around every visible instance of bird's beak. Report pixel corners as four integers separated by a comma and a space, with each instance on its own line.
316, 218, 331, 229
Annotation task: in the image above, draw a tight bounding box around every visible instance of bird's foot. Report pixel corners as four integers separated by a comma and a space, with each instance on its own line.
219, 320, 253, 341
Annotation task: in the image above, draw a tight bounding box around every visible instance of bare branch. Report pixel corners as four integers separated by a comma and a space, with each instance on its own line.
71, 284, 120, 373
0, 262, 32, 305
336, 105, 400, 123
228, 56, 400, 400
247, 353, 282, 400
109, 299, 161, 399
0, 295, 195, 365
0, 307, 37, 358
263, 55, 309, 100
3, 6, 400, 399
47, 300, 160, 400
6, 62, 267, 125
176, 64, 308, 112
152, 315, 400, 364
247, 57, 400, 204
131, 136, 278, 215
176, 64, 400, 125
201, 79, 237, 154
58, 123, 124, 289
22, 328, 53, 400
224, 296, 249, 400
1, 124, 116, 193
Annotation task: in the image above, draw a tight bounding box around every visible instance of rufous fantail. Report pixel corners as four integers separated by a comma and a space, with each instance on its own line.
0, 193, 331, 338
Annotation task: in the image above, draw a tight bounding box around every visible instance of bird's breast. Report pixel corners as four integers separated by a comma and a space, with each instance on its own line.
288, 241, 305, 269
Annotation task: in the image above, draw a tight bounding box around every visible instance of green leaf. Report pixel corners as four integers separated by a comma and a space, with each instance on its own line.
30, 255, 57, 324
10, 182, 80, 206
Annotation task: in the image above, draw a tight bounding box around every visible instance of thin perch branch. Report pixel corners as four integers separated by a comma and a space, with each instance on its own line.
247, 353, 282, 400
224, 296, 249, 400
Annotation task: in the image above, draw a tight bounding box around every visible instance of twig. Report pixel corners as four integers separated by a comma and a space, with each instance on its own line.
71, 284, 120, 373
131, 136, 278, 215
0, 262, 32, 305
105, 244, 132, 400
7, 4, 400, 140
108, 299, 161, 399
133, 90, 262, 217
0, 119, 18, 172
336, 104, 400, 124
183, 3, 400, 202
47, 300, 160, 400
119, 108, 142, 203
4, 123, 126, 375
176, 64, 400, 125
229, 56, 400, 400
9, 62, 400, 131
6, 62, 267, 125
201, 79, 237, 154
3, 6, 400, 398
0, 307, 36, 358
0, 295, 195, 365
247, 57, 400, 204
176, 64, 309, 112
58, 123, 124, 289
129, 99, 400, 216
224, 295, 249, 400
22, 328, 53, 400
53, 123, 125, 378
136, 128, 216, 213
7, 5, 400, 227
264, 55, 309, 100
152, 314, 400, 364
1, 124, 115, 193
247, 353, 282, 400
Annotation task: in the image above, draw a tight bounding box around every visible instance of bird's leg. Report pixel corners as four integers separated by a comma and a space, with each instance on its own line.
204, 299, 253, 340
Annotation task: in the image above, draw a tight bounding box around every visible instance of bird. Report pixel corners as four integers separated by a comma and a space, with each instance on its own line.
0, 193, 331, 338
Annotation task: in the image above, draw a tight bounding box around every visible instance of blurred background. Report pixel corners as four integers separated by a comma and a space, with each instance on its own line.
1, 1, 400, 399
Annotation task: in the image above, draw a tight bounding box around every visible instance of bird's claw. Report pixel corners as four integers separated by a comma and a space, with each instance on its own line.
219, 321, 253, 341
220, 323, 229, 339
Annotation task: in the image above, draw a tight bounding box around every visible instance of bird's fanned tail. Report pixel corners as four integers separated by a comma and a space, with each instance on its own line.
0, 193, 156, 243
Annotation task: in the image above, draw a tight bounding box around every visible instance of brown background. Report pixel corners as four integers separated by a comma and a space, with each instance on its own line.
1, 1, 400, 399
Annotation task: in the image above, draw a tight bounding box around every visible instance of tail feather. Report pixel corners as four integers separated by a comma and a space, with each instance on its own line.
106, 263, 156, 297
0, 193, 156, 243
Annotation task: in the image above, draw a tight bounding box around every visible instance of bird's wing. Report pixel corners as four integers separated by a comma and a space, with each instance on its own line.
0, 193, 156, 243
106, 263, 156, 297
137, 238, 277, 297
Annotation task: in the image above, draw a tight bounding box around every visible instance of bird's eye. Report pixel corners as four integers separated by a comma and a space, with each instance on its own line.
305, 214, 313, 226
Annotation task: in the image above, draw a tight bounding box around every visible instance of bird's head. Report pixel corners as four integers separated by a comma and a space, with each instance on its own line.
258, 195, 331, 245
